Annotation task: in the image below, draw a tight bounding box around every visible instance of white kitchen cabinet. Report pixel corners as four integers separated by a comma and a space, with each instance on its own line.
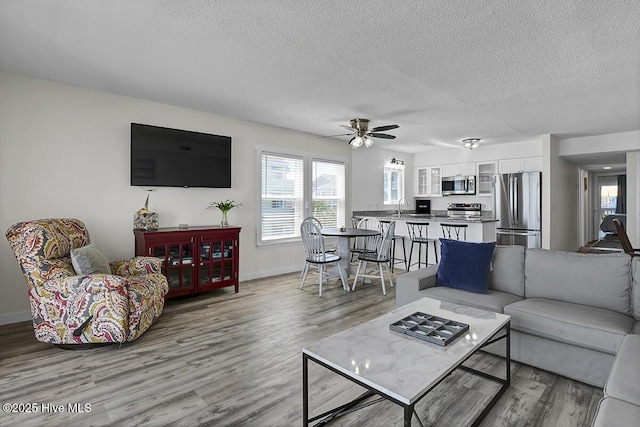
499, 157, 542, 174
414, 166, 442, 197
442, 163, 459, 177
415, 167, 428, 196
522, 157, 543, 172
442, 162, 475, 177
429, 166, 442, 196
476, 161, 497, 196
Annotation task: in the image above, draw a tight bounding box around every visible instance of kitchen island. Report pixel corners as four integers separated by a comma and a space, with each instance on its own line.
378, 215, 496, 242
352, 211, 497, 268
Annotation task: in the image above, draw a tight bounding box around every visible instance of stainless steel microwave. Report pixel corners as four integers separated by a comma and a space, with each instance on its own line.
441, 175, 476, 195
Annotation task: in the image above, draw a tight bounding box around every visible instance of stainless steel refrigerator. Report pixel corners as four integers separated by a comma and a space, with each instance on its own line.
493, 172, 542, 248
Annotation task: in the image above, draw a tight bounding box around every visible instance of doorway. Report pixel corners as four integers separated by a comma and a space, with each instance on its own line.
597, 176, 618, 239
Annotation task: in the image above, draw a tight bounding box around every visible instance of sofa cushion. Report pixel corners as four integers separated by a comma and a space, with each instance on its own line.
524, 249, 632, 315
504, 298, 632, 354
604, 334, 640, 406
420, 287, 523, 314
436, 239, 495, 294
488, 245, 525, 297
592, 397, 640, 427
70, 243, 112, 275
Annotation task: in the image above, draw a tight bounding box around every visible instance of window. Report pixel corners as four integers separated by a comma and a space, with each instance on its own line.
312, 160, 346, 228
260, 154, 304, 242
383, 166, 404, 204
259, 150, 346, 244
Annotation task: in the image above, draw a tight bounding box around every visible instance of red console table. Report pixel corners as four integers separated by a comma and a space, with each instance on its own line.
134, 225, 241, 298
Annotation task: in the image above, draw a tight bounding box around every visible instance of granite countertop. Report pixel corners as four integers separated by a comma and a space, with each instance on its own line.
352, 212, 497, 224
383, 215, 497, 224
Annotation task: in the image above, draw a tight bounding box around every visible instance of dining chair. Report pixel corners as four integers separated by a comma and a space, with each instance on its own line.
300, 217, 335, 278
406, 222, 438, 270
380, 219, 406, 272
300, 218, 347, 296
613, 218, 640, 257
352, 221, 395, 295
351, 217, 382, 262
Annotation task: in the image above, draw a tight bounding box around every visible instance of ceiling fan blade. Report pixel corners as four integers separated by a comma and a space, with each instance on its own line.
369, 133, 396, 139
340, 125, 356, 131
370, 124, 399, 132
320, 133, 353, 138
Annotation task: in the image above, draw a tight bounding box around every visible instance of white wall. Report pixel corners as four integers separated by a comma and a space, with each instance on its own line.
559, 131, 640, 156
0, 71, 352, 324
351, 146, 414, 211
542, 135, 579, 250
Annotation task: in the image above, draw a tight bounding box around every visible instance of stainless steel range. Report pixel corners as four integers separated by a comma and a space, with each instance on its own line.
447, 202, 482, 219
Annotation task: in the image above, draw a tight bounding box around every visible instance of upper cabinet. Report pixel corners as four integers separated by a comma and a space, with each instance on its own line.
415, 165, 442, 197
442, 162, 475, 177
476, 161, 497, 196
498, 157, 542, 174
430, 166, 442, 197
416, 167, 428, 196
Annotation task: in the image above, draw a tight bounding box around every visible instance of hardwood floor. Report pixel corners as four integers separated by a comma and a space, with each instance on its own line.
0, 272, 602, 426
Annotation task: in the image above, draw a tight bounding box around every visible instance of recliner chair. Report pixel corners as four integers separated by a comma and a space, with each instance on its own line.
5, 218, 169, 347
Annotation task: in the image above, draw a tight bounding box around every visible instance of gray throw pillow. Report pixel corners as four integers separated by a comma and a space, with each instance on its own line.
70, 243, 112, 275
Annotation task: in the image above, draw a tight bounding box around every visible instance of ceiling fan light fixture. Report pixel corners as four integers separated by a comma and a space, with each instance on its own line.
463, 138, 480, 150
340, 118, 398, 148
350, 136, 364, 148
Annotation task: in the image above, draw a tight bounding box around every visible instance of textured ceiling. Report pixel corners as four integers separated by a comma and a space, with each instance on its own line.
1, 1, 639, 153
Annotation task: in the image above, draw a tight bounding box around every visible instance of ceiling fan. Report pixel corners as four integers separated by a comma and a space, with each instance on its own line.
328, 118, 399, 148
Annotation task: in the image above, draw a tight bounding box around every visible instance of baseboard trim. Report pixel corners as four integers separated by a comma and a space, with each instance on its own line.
0, 311, 32, 326
239, 265, 300, 282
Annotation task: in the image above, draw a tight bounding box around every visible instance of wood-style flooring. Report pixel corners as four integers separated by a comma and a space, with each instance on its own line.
0, 271, 602, 426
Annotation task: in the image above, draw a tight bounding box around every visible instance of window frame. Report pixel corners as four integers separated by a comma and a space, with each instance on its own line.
383, 165, 405, 205
256, 146, 348, 246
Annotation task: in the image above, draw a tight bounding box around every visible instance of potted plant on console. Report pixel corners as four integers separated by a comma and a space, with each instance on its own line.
208, 199, 242, 226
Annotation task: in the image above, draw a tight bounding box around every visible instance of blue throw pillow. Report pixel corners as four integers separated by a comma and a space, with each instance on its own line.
436, 239, 496, 294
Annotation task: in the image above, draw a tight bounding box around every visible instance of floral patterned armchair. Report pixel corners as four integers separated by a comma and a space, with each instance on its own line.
5, 218, 169, 346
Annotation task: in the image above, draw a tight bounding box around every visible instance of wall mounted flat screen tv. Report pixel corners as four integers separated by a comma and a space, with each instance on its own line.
131, 123, 232, 188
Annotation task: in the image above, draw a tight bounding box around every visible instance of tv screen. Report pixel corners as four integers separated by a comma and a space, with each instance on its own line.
131, 123, 232, 188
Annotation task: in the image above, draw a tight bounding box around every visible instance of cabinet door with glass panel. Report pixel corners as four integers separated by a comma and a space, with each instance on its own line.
149, 235, 197, 297
415, 167, 429, 196
198, 229, 239, 293
414, 166, 442, 197
476, 161, 497, 196
429, 166, 442, 196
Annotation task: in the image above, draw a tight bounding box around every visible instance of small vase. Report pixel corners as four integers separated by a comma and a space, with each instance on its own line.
220, 210, 229, 226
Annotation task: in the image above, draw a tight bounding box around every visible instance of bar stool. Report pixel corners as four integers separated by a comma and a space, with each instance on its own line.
406, 222, 438, 270
380, 219, 406, 272
441, 223, 468, 240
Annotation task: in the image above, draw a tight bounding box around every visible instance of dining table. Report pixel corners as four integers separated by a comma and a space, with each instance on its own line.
320, 227, 380, 290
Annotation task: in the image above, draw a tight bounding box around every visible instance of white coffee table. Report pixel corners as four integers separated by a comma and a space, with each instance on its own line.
302, 297, 511, 426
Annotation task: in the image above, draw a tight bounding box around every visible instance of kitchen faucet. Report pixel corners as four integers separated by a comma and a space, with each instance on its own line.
397, 198, 407, 217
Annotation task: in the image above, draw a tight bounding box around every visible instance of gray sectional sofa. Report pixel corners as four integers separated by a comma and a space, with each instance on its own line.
593, 334, 640, 426
396, 246, 640, 425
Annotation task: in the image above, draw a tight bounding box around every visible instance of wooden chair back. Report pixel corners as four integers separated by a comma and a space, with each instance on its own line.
613, 218, 639, 257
